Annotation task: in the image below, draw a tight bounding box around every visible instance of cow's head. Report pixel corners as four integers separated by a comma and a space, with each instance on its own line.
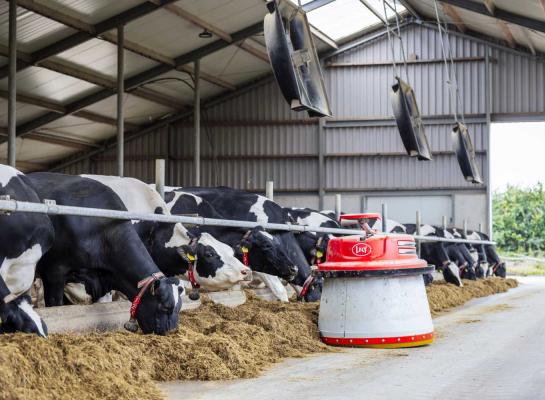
135, 276, 184, 335
294, 232, 331, 265
181, 231, 251, 291
275, 231, 322, 302
494, 262, 507, 278
0, 295, 48, 337
235, 227, 298, 281
455, 243, 477, 280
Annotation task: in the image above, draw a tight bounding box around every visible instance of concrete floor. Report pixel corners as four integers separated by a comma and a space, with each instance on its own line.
160, 277, 545, 400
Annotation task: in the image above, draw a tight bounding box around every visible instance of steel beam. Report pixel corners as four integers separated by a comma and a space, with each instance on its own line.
438, 0, 545, 35
318, 118, 325, 210
8, 0, 16, 167
0, 0, 178, 80
193, 59, 200, 186
12, 22, 263, 139
117, 26, 125, 177
326, 56, 486, 67
71, 110, 139, 131
498, 21, 516, 48
442, 3, 467, 32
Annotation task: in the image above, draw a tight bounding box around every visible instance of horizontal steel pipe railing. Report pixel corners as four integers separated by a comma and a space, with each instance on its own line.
0, 199, 496, 246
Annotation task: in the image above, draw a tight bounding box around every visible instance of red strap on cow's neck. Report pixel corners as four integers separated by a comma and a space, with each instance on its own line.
298, 275, 315, 300
187, 259, 200, 289
129, 272, 165, 319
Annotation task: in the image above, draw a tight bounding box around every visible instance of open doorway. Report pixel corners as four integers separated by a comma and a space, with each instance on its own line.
490, 122, 545, 263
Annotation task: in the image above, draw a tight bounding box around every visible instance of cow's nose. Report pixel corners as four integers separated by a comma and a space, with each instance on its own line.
241, 267, 252, 281
289, 265, 298, 276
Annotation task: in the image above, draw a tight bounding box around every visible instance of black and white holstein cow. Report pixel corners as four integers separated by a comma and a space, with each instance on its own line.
463, 230, 506, 278
448, 228, 485, 279
404, 224, 467, 287
181, 187, 322, 302
27, 173, 183, 335
283, 207, 340, 265
0, 166, 54, 337
82, 176, 251, 297
163, 190, 299, 302
164, 190, 298, 281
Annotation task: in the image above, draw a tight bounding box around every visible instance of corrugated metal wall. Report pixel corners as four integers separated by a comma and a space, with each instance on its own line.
56, 23, 545, 220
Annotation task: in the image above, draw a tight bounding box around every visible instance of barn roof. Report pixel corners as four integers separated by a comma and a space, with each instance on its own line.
0, 0, 543, 172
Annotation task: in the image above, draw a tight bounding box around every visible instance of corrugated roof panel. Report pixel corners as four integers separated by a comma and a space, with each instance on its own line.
82, 94, 176, 125
0, 66, 99, 103
200, 44, 272, 86
47, 0, 148, 25
41, 115, 116, 142
54, 38, 160, 79
122, 8, 204, 59
0, 3, 76, 53
0, 98, 48, 126
177, 0, 266, 35
492, 0, 545, 23
0, 137, 80, 164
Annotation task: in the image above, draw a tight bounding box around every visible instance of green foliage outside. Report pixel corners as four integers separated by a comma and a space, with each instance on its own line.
493, 183, 545, 254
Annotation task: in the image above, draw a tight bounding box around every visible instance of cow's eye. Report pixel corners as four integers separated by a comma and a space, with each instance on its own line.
206, 252, 214, 258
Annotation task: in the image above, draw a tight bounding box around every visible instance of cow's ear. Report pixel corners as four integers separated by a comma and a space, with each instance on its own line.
187, 227, 201, 240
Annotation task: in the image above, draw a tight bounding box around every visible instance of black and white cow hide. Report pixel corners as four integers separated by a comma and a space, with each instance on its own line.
27, 173, 183, 335
82, 176, 251, 292
283, 207, 339, 265
0, 165, 53, 337
164, 190, 297, 281
404, 223, 463, 287
181, 187, 322, 302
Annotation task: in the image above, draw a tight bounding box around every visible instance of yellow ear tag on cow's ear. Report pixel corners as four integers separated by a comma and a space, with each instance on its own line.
241, 246, 249, 253
187, 254, 196, 262
316, 250, 324, 259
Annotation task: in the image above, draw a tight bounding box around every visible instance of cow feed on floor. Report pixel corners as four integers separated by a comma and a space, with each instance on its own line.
0, 279, 518, 400
426, 277, 518, 315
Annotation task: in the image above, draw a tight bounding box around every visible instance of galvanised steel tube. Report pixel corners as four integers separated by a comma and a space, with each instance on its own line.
0, 199, 496, 246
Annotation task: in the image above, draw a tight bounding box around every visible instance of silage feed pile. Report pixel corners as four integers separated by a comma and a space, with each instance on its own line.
0, 278, 518, 400
0, 292, 328, 400
426, 277, 518, 315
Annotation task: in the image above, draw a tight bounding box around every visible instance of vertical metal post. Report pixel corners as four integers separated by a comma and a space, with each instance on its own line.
416, 210, 421, 256
318, 118, 325, 210
485, 47, 493, 238
194, 59, 201, 186
381, 203, 388, 233
116, 25, 125, 177
155, 159, 165, 199
442, 215, 447, 230
335, 194, 342, 221
478, 223, 483, 233
463, 219, 468, 236
7, 0, 17, 167
266, 181, 274, 200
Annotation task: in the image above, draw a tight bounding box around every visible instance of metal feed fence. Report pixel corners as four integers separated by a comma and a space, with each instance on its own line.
0, 198, 495, 246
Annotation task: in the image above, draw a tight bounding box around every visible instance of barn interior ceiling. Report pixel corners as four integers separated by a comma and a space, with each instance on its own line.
0, 0, 544, 172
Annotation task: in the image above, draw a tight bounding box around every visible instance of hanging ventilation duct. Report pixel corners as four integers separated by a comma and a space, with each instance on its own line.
264, 0, 332, 117
452, 122, 483, 184
390, 77, 432, 161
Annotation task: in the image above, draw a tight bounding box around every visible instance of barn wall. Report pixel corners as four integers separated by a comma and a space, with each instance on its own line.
56, 23, 545, 232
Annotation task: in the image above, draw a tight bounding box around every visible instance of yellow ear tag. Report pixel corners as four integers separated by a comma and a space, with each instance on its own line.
241, 246, 249, 253
316, 250, 324, 259
187, 254, 196, 262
